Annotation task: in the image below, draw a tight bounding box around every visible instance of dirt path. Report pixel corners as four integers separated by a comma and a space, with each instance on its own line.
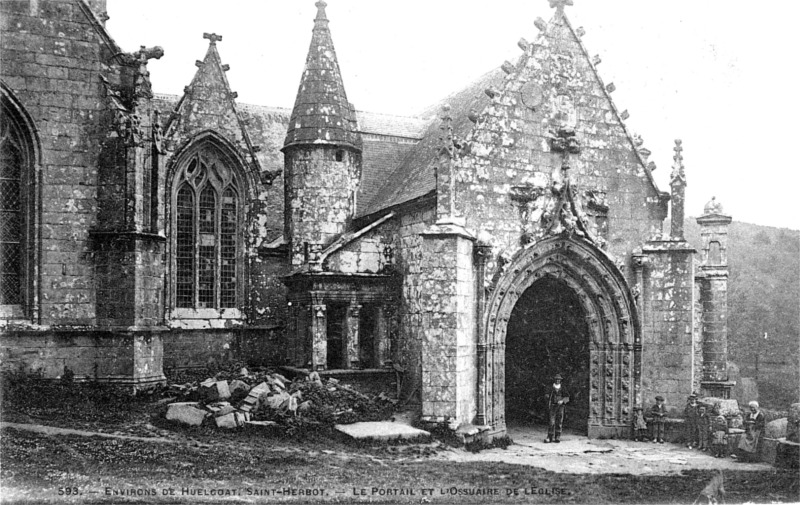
438, 425, 772, 475
1, 420, 775, 478
0, 422, 179, 444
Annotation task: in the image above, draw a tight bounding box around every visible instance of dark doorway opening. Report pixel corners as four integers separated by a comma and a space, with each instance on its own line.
326, 303, 347, 369
505, 277, 590, 433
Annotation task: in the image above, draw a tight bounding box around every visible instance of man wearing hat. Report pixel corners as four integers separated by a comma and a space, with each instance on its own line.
544, 373, 570, 443
684, 393, 701, 448
650, 395, 667, 443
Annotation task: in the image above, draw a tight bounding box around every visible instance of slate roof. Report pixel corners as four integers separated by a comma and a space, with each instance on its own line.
357, 68, 505, 218
283, 1, 360, 151
152, 94, 425, 218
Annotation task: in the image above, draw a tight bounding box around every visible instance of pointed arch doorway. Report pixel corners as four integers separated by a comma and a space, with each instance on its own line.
480, 236, 640, 439
505, 276, 590, 433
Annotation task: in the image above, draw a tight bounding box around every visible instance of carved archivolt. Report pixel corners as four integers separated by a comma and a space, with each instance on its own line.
481, 236, 640, 432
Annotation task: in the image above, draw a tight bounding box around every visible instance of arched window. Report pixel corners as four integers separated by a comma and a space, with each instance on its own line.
1, 90, 36, 315
171, 145, 241, 310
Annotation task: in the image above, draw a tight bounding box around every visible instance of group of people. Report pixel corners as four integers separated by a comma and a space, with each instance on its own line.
632, 393, 766, 461
541, 374, 766, 463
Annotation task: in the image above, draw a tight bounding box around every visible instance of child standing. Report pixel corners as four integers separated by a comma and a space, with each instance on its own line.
632, 406, 648, 441
697, 404, 711, 451
650, 396, 667, 444
684, 393, 700, 448
711, 410, 729, 458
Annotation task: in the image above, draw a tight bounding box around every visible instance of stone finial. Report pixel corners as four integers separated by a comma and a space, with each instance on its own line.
203, 32, 223, 44
671, 139, 685, 183
549, 0, 574, 12
315, 0, 329, 22
703, 196, 725, 216
670, 139, 686, 240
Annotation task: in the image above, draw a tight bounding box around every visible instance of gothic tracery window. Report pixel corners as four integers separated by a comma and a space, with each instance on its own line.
172, 146, 240, 310
0, 94, 33, 310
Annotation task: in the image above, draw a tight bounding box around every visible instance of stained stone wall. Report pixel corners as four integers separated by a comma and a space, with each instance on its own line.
452, 13, 666, 279
393, 204, 437, 402
0, 328, 164, 386
416, 230, 476, 422
640, 242, 696, 412
0, 0, 112, 326
284, 146, 361, 267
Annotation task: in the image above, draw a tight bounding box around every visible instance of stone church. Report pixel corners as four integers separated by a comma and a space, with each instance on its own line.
1, 0, 735, 437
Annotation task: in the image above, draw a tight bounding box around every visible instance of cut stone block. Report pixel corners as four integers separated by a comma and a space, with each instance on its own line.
761, 437, 779, 465
165, 402, 208, 426
215, 411, 248, 429
335, 422, 431, 441
244, 420, 278, 429
229, 379, 249, 397
213, 405, 236, 418
700, 397, 739, 417
765, 418, 787, 439
267, 391, 290, 410
788, 403, 800, 441
200, 379, 231, 401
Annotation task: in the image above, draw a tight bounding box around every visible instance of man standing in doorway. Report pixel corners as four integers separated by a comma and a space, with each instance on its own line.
545, 373, 570, 443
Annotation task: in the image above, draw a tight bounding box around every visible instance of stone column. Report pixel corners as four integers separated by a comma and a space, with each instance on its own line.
474, 242, 492, 425
631, 253, 647, 408
345, 303, 361, 369
310, 300, 327, 371
374, 306, 391, 367
696, 200, 734, 398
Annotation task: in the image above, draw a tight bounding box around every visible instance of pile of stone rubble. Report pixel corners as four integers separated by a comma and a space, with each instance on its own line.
164, 369, 395, 432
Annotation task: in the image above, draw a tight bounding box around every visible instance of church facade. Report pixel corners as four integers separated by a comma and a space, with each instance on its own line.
1, 0, 734, 437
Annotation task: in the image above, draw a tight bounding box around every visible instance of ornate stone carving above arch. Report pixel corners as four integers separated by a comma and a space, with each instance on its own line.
480, 235, 640, 438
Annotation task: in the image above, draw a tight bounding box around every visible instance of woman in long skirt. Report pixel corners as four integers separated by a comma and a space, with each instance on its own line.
737, 401, 765, 462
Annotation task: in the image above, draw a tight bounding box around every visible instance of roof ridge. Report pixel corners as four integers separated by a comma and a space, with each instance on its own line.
163, 34, 264, 178
557, 12, 664, 196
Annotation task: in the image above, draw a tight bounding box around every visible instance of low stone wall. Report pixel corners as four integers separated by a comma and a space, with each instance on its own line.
162, 327, 283, 372
1, 326, 284, 385
0, 328, 165, 387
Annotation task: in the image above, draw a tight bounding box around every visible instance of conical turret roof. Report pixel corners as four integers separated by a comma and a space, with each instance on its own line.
283, 1, 361, 151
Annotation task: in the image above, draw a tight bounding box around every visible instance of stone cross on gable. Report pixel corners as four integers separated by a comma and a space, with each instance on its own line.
549, 0, 574, 12
203, 32, 223, 44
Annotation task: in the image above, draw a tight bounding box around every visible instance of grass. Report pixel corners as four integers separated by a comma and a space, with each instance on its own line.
1, 374, 798, 504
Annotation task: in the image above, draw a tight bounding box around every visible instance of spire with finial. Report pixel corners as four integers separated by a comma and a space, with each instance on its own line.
283, 0, 360, 151
670, 139, 686, 240
315, 0, 329, 25
549, 0, 574, 14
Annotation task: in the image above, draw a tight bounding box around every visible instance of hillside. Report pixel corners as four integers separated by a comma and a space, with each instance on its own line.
684, 219, 800, 409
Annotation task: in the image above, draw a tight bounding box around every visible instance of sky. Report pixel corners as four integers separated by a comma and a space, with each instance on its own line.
107, 0, 800, 230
